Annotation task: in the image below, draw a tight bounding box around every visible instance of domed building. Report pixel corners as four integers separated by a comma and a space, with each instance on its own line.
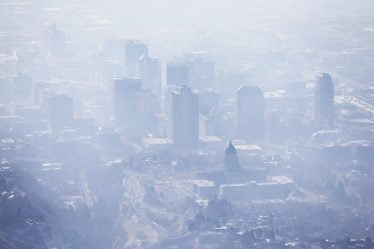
223, 141, 242, 172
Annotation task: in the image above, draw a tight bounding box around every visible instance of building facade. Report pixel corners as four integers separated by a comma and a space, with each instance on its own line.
236, 86, 265, 139
138, 54, 162, 94
48, 94, 73, 129
167, 85, 199, 149
113, 77, 142, 127
315, 72, 334, 127
166, 63, 189, 86
124, 40, 148, 77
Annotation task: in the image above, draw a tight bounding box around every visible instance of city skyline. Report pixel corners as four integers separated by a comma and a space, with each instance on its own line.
0, 1, 373, 249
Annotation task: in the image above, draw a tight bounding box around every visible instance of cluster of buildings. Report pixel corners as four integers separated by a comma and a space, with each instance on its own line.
110, 39, 338, 154
0, 2, 374, 247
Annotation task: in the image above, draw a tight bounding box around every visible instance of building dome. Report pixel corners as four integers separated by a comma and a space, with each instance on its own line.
225, 141, 237, 154
224, 141, 241, 172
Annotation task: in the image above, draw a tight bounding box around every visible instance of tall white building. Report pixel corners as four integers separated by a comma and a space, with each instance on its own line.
124, 40, 148, 77
43, 24, 66, 57
138, 54, 162, 94
166, 52, 214, 91
49, 94, 73, 129
166, 63, 189, 86
236, 86, 265, 139
182, 52, 214, 90
315, 73, 334, 127
113, 77, 142, 127
167, 85, 199, 149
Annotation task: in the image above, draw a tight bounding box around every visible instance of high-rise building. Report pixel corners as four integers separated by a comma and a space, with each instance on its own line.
124, 40, 148, 77
100, 39, 126, 63
167, 85, 199, 149
183, 52, 214, 90
198, 90, 220, 115
315, 73, 334, 127
236, 86, 265, 139
139, 89, 161, 116
167, 52, 214, 90
48, 94, 73, 129
166, 63, 189, 86
138, 54, 162, 93
113, 77, 142, 127
43, 24, 66, 57
223, 141, 241, 172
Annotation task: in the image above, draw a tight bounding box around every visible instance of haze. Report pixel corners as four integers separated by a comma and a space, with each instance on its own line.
0, 0, 373, 249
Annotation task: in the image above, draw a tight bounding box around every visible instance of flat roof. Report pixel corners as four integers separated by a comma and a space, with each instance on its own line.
143, 138, 173, 145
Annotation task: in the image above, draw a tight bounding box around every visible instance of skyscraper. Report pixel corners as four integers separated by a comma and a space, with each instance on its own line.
100, 39, 126, 62
48, 94, 73, 129
43, 24, 66, 57
236, 86, 265, 139
166, 63, 189, 86
113, 77, 142, 127
183, 52, 215, 90
166, 52, 215, 90
167, 85, 199, 149
315, 73, 334, 127
138, 54, 162, 94
124, 40, 148, 77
